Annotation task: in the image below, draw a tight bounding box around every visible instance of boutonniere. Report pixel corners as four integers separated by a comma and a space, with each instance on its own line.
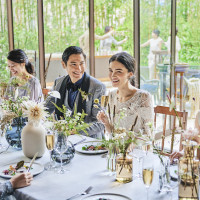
78, 88, 91, 102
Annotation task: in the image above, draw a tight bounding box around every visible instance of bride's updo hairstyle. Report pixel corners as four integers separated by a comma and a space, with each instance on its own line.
109, 52, 136, 86
7, 49, 34, 75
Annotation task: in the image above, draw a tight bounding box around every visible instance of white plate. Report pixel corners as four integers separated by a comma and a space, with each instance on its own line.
82, 193, 131, 200
75, 141, 108, 155
0, 162, 44, 179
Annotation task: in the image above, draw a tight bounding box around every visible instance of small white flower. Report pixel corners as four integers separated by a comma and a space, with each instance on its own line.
65, 109, 72, 117
169, 95, 175, 112
48, 91, 61, 99
44, 121, 54, 130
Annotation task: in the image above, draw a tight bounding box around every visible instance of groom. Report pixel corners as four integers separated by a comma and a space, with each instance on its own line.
46, 46, 106, 139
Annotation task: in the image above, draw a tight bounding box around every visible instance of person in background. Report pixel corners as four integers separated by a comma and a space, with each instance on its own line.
100, 26, 127, 52
4, 49, 43, 102
45, 46, 106, 139
0, 172, 33, 200
165, 28, 181, 63
170, 111, 200, 162
97, 52, 153, 135
79, 23, 115, 56
141, 29, 163, 79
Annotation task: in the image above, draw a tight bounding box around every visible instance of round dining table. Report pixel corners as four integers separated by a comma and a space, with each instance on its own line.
0, 135, 179, 200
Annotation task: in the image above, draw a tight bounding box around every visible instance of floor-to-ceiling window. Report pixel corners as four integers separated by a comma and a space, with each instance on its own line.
177, 0, 200, 124
1, 0, 200, 128
140, 0, 171, 106
12, 0, 39, 78
94, 0, 133, 81
0, 0, 9, 81
43, 0, 89, 86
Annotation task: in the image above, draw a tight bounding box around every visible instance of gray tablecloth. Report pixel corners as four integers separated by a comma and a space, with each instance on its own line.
0, 135, 179, 200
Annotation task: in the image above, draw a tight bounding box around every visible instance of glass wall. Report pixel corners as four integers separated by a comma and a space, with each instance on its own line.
94, 0, 133, 80
43, 0, 89, 86
177, 0, 200, 123
140, 0, 171, 106
0, 0, 9, 81
12, 0, 39, 78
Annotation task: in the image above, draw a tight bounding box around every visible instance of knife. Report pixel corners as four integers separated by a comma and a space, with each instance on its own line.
28, 152, 38, 172
73, 138, 86, 146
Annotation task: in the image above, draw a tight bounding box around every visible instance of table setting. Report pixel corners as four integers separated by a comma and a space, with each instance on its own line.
0, 93, 199, 200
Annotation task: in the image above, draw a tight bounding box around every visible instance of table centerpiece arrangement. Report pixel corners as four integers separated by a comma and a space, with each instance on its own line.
46, 98, 91, 173
21, 100, 49, 158
0, 95, 29, 150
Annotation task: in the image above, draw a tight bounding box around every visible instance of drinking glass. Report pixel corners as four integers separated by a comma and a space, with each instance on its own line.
142, 154, 154, 200
131, 145, 145, 179
45, 131, 55, 171
101, 95, 109, 110
54, 132, 69, 174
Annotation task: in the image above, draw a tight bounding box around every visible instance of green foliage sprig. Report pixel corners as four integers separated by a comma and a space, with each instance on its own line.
51, 102, 91, 136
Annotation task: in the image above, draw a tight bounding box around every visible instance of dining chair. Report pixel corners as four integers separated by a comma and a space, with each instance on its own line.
140, 75, 159, 104
154, 105, 188, 154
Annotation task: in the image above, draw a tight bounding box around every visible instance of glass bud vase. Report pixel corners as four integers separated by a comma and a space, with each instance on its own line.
159, 156, 171, 192
5, 117, 26, 150
178, 141, 199, 200
51, 133, 75, 165
116, 153, 133, 183
107, 146, 116, 173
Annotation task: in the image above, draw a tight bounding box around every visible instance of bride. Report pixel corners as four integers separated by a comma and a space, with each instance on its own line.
97, 52, 153, 135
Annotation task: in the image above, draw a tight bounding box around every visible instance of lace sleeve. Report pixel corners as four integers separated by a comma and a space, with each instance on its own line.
136, 91, 153, 133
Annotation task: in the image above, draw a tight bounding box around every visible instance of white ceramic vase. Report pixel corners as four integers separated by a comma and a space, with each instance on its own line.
21, 121, 46, 158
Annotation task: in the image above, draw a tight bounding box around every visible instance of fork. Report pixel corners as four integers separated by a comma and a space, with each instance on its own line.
66, 186, 92, 200
0, 145, 10, 154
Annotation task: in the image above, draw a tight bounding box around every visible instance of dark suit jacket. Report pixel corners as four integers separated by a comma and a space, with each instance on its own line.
45, 73, 106, 139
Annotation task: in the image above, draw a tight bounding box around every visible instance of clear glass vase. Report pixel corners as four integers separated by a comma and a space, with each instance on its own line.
5, 117, 26, 150
52, 132, 75, 165
158, 156, 171, 192
178, 141, 199, 200
106, 144, 116, 175
116, 153, 133, 183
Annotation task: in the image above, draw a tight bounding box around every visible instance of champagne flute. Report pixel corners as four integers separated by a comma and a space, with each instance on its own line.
142, 154, 154, 200
131, 145, 145, 179
101, 95, 109, 110
45, 131, 55, 171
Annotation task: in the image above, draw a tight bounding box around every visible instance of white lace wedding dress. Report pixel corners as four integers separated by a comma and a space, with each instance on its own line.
107, 89, 153, 134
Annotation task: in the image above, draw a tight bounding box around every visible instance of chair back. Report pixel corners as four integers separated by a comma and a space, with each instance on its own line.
154, 105, 188, 153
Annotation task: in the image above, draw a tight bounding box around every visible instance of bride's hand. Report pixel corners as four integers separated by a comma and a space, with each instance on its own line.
97, 110, 109, 125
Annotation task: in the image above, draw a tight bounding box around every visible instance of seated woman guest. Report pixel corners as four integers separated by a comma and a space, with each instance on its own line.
0, 172, 33, 200
4, 49, 43, 102
97, 52, 153, 134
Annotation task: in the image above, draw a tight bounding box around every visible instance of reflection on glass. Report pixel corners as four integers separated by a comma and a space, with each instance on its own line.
140, 0, 171, 106
94, 0, 133, 79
